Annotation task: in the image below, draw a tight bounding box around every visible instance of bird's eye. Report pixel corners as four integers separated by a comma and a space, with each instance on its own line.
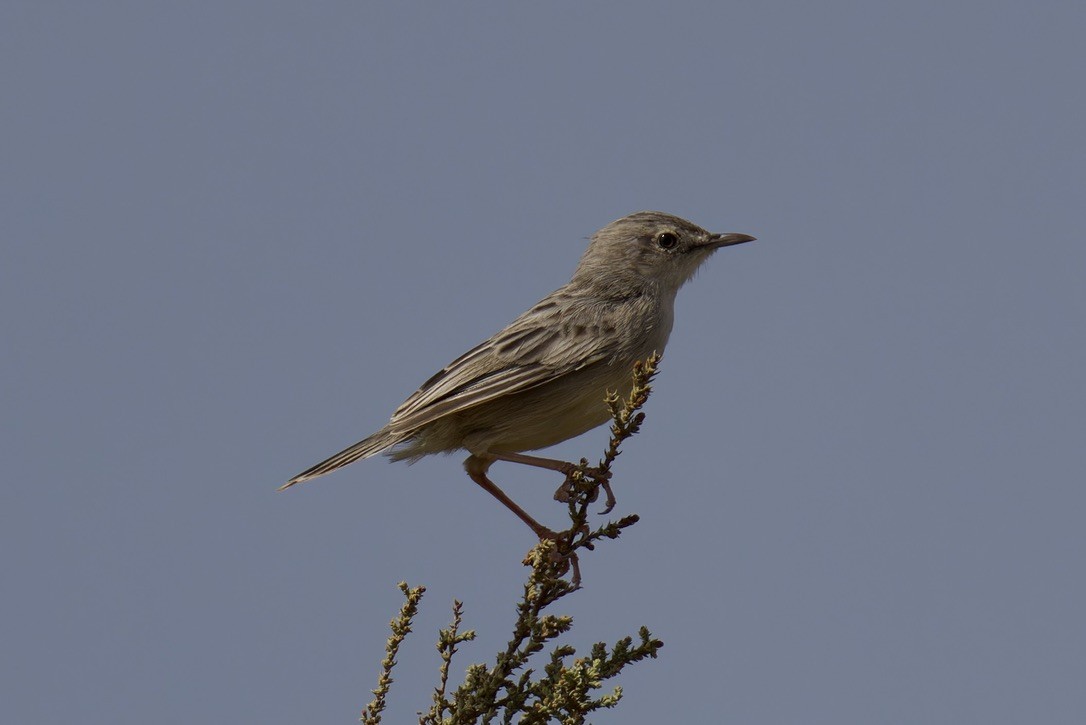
656, 232, 679, 250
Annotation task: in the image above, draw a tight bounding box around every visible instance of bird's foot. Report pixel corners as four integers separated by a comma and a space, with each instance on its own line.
570, 462, 612, 481
597, 479, 618, 515
552, 461, 617, 514
528, 523, 588, 587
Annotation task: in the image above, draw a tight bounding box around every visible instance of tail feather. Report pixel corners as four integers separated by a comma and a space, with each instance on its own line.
279, 428, 397, 491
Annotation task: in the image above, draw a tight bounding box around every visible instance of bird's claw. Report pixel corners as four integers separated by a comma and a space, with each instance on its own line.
528, 528, 585, 587
596, 480, 617, 515
549, 549, 582, 587
553, 462, 612, 505
552, 479, 599, 504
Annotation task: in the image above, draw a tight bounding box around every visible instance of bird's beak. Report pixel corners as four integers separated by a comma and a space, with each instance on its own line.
704, 232, 756, 249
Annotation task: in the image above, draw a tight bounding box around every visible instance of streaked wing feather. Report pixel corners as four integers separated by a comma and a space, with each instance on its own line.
388, 295, 616, 431
391, 363, 550, 430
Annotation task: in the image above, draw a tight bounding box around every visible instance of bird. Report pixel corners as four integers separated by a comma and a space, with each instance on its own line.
282, 211, 754, 539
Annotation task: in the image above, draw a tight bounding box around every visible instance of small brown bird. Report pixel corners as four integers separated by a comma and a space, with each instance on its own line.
282, 211, 754, 538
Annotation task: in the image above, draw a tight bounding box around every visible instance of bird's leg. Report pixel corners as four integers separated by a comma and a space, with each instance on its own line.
464, 455, 560, 541
465, 455, 581, 581
488, 451, 608, 478
489, 451, 616, 514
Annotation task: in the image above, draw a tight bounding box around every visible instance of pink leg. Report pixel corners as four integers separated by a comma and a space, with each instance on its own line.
488, 451, 578, 474
464, 455, 559, 540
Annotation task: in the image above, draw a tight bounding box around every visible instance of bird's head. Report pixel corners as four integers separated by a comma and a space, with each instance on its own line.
571, 211, 754, 297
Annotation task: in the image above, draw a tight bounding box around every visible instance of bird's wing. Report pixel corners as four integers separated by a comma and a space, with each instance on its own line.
388, 293, 620, 431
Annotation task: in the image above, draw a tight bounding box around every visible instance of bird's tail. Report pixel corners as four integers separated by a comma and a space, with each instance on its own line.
279, 428, 398, 491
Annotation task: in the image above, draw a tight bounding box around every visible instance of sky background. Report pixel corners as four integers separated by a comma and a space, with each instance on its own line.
3, 2, 1085, 723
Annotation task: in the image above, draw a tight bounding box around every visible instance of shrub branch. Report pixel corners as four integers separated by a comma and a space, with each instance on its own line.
361, 356, 665, 724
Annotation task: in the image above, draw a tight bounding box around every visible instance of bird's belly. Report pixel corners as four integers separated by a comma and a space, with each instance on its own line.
457, 361, 634, 455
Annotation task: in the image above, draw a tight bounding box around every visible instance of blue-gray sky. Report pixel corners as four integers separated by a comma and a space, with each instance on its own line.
3, 3, 1084, 723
